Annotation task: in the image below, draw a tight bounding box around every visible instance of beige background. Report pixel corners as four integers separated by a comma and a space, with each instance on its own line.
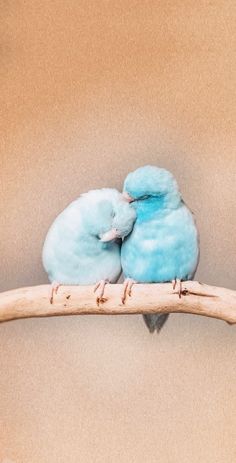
1, 1, 236, 462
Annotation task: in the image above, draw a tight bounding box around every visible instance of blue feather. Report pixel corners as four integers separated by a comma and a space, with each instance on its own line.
42, 188, 136, 285
121, 166, 199, 333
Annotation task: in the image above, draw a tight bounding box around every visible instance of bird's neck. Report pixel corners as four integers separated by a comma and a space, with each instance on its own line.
133, 191, 181, 223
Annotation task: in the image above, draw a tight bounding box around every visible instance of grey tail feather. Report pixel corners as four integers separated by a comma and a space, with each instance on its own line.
142, 314, 169, 334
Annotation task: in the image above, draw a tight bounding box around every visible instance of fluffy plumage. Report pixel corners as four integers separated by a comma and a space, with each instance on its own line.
121, 165, 199, 333
43, 188, 136, 287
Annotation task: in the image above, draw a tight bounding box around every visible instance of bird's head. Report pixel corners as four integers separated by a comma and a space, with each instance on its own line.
122, 165, 181, 207
99, 199, 136, 242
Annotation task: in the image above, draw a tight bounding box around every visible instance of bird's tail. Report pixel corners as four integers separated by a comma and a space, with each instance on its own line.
142, 314, 169, 334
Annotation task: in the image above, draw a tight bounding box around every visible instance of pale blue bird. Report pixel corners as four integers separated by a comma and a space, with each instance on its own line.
42, 188, 136, 304
121, 165, 199, 333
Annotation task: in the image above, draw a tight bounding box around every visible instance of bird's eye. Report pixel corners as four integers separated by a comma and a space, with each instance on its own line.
139, 195, 150, 200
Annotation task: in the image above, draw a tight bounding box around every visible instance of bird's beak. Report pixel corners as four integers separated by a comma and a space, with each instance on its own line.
122, 192, 134, 203
100, 228, 120, 242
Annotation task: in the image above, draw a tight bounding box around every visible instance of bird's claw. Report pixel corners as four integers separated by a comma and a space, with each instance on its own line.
121, 278, 136, 304
172, 279, 183, 298
96, 296, 108, 306
94, 280, 109, 306
49, 281, 61, 304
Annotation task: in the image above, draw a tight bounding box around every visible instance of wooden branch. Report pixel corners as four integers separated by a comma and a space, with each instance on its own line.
0, 281, 236, 324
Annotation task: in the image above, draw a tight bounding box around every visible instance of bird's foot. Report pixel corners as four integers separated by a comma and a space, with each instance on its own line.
94, 279, 109, 306
50, 281, 61, 304
121, 278, 136, 304
172, 278, 183, 298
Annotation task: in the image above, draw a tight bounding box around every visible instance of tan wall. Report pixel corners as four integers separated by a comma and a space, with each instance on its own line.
1, 1, 236, 462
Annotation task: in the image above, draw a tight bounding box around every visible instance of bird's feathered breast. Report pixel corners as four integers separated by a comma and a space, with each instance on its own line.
121, 202, 199, 282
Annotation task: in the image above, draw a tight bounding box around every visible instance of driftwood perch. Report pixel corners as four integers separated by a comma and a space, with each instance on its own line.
0, 281, 236, 324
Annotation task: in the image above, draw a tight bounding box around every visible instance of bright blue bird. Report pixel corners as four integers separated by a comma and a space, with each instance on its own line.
42, 188, 136, 304
121, 165, 199, 333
